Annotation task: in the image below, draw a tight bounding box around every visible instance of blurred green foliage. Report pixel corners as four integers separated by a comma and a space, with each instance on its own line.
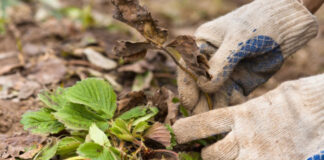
0, 0, 97, 34
0, 0, 20, 34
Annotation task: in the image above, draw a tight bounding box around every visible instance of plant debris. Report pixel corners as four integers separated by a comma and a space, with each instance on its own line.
1, 0, 316, 160
117, 91, 147, 112
167, 36, 210, 78
144, 122, 171, 147
111, 0, 168, 45
83, 47, 117, 70
0, 132, 46, 159
113, 41, 154, 62
27, 57, 67, 85
111, 0, 213, 110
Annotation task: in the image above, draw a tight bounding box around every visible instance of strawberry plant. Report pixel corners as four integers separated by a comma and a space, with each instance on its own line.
18, 0, 213, 159
21, 78, 176, 160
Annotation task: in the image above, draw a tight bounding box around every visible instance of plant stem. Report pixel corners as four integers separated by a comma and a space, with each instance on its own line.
160, 47, 197, 81
132, 140, 144, 157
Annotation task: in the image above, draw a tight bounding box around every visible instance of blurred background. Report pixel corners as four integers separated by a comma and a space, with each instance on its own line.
0, 0, 323, 150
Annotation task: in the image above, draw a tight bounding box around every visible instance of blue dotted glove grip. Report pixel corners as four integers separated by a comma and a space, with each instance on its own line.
307, 150, 324, 160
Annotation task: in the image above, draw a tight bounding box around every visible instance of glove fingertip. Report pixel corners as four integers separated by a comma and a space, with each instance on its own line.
177, 68, 200, 110
202, 132, 239, 160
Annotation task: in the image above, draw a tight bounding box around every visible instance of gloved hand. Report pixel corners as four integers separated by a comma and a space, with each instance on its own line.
173, 73, 324, 160
177, 0, 318, 114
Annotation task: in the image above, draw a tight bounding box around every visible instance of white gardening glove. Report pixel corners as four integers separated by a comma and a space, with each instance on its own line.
173, 73, 324, 160
178, 0, 318, 113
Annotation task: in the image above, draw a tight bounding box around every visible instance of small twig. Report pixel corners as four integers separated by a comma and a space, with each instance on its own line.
68, 60, 104, 71
118, 141, 125, 151
8, 22, 25, 65
160, 47, 197, 81
132, 140, 144, 157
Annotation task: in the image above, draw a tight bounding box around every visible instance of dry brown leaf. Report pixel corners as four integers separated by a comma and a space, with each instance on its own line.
0, 74, 26, 99
117, 91, 147, 112
18, 81, 41, 100
0, 52, 21, 76
22, 43, 47, 56
113, 41, 153, 62
0, 132, 45, 159
144, 122, 171, 147
0, 64, 21, 75
150, 88, 178, 124
19, 144, 42, 159
111, 0, 168, 45
164, 91, 179, 125
167, 35, 210, 78
27, 57, 67, 85
83, 48, 117, 70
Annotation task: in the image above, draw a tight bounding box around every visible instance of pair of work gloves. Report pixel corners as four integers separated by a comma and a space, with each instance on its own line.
172, 0, 323, 159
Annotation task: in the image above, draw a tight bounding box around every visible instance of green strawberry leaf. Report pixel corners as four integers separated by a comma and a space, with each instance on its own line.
34, 140, 58, 160
179, 105, 189, 117
77, 142, 119, 160
132, 121, 149, 137
38, 87, 68, 111
110, 119, 134, 142
179, 152, 202, 160
54, 103, 108, 130
132, 71, 153, 91
118, 106, 147, 120
57, 136, 84, 157
132, 107, 158, 126
89, 123, 111, 147
21, 108, 64, 134
65, 78, 117, 119
165, 124, 177, 150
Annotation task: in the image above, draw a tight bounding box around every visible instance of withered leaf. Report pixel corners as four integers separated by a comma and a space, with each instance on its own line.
0, 74, 26, 99
167, 35, 210, 78
83, 48, 117, 70
164, 91, 179, 125
18, 81, 41, 100
111, 0, 168, 45
27, 58, 67, 85
144, 122, 171, 147
149, 88, 178, 125
117, 91, 147, 112
113, 41, 153, 62
19, 144, 42, 159
0, 51, 21, 76
0, 133, 45, 159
